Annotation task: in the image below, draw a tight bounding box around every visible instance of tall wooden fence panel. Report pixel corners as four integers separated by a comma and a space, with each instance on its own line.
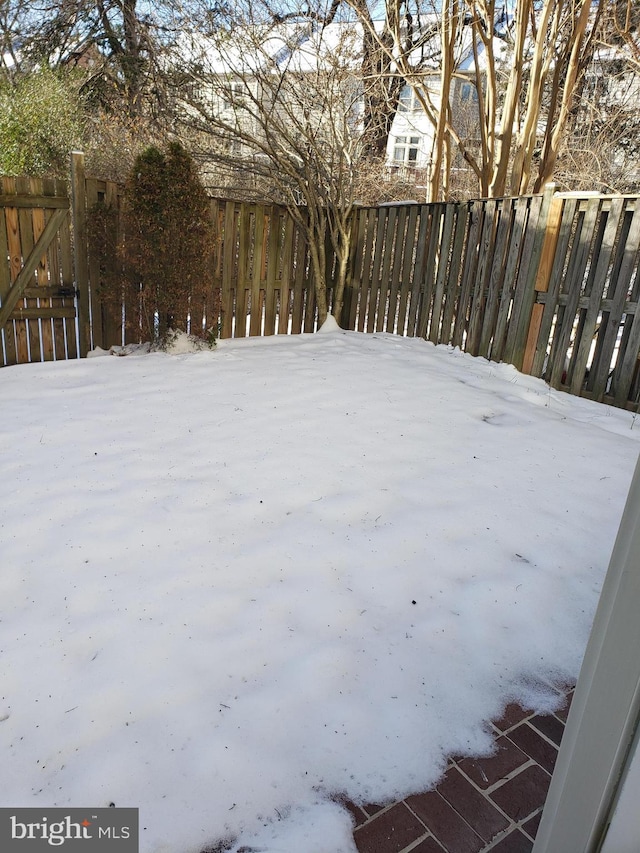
522, 194, 640, 409
344, 191, 640, 410
211, 199, 316, 339
85, 194, 317, 346
0, 177, 81, 367
344, 190, 554, 368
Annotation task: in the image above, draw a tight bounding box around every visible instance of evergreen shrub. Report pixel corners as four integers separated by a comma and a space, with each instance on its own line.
121, 142, 216, 342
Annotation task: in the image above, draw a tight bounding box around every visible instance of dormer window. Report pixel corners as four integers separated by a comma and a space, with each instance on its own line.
398, 84, 420, 112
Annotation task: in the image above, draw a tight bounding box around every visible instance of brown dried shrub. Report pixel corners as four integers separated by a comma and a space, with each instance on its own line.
120, 142, 217, 342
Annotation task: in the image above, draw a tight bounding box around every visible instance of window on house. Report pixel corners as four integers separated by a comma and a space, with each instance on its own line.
222, 81, 245, 110
398, 84, 419, 112
392, 135, 421, 165
223, 135, 242, 156
180, 79, 199, 102
460, 82, 478, 103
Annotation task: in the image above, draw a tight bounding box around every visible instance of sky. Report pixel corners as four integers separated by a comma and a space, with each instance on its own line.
1, 324, 639, 853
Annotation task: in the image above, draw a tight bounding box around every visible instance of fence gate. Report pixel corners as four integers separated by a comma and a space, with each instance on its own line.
0, 176, 80, 367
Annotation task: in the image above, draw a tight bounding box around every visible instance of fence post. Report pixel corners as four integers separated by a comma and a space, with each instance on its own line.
507, 183, 556, 371
71, 151, 90, 357
522, 191, 563, 374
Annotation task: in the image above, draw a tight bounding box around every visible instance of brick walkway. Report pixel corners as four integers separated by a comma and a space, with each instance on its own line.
346, 688, 573, 853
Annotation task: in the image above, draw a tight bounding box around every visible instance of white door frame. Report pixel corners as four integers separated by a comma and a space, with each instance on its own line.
532, 453, 640, 852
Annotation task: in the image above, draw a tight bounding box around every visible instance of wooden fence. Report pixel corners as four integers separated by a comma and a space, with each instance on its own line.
86, 184, 320, 343
342, 191, 640, 408
0, 176, 83, 366
343, 194, 547, 365
212, 198, 318, 337
526, 194, 640, 408
2, 154, 639, 411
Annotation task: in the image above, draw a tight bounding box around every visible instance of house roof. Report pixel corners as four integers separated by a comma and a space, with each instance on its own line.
175, 17, 502, 79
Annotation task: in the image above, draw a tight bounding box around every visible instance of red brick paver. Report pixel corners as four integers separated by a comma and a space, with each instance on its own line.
351, 687, 573, 853
202, 688, 573, 853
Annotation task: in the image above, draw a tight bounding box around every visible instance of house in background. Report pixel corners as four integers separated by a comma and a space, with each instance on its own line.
386, 70, 481, 187
174, 16, 490, 197
174, 12, 640, 199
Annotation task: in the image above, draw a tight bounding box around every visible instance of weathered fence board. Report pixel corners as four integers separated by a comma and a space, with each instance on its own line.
84, 176, 125, 349
467, 198, 497, 355
417, 205, 442, 340
503, 193, 546, 367
440, 204, 470, 347
478, 198, 511, 358
570, 197, 625, 396
221, 199, 237, 338
429, 204, 455, 344
33, 181, 53, 361
530, 196, 578, 377
0, 189, 15, 366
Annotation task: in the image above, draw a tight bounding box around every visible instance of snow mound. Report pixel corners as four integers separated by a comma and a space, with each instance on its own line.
88, 330, 215, 359
317, 314, 343, 333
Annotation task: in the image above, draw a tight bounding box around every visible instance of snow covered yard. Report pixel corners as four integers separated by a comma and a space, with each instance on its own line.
1, 326, 639, 853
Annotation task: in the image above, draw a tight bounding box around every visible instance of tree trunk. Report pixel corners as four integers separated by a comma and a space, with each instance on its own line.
429, 0, 459, 202
509, 0, 555, 194
360, 17, 403, 159
533, 0, 600, 191
307, 219, 329, 328
488, 0, 529, 197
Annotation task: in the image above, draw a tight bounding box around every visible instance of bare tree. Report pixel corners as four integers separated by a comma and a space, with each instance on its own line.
509, 0, 602, 194
0, 0, 25, 82
0, 0, 179, 115
347, 0, 608, 200
173, 5, 369, 324
551, 0, 640, 193
607, 0, 640, 69
259, 0, 441, 166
